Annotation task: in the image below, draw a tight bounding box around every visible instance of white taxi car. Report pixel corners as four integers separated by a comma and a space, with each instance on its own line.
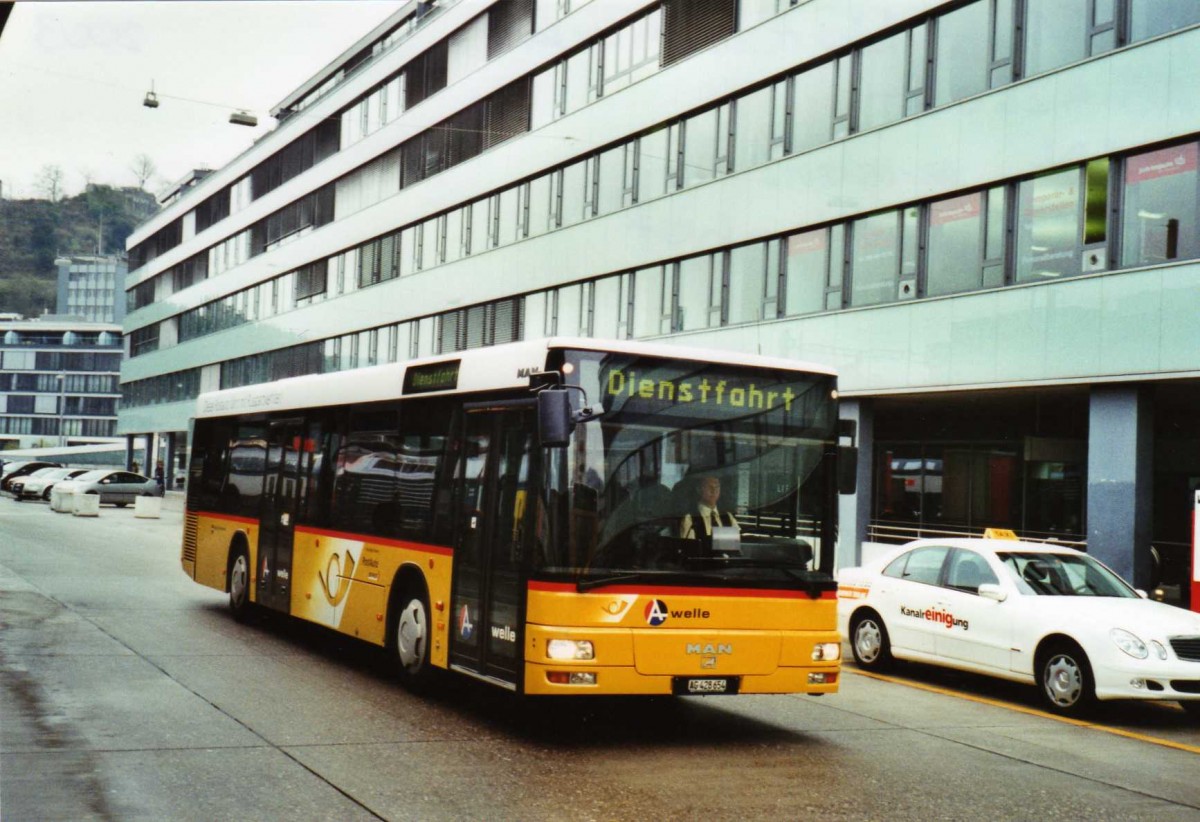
838, 534, 1200, 717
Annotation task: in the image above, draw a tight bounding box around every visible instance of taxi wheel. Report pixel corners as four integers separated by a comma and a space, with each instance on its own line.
851, 610, 894, 671
1037, 641, 1095, 716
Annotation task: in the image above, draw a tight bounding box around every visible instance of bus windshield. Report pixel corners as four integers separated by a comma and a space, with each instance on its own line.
533, 350, 838, 585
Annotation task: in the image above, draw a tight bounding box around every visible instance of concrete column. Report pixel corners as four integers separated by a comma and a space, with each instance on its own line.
164, 432, 176, 491
124, 435, 135, 471
837, 399, 874, 572
1087, 385, 1153, 587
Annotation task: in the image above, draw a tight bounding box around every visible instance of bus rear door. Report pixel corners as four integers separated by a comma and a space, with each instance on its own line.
448, 407, 534, 689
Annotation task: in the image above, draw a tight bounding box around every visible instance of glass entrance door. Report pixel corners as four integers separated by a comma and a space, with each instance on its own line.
448, 409, 534, 687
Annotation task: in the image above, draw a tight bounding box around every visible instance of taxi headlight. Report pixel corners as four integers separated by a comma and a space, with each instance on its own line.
1110, 628, 1148, 659
1150, 640, 1168, 660
547, 639, 594, 661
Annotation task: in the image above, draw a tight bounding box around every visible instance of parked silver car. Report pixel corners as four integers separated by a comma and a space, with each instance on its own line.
53, 470, 163, 507
12, 467, 90, 501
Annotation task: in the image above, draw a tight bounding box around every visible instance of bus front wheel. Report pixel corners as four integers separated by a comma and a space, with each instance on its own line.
393, 587, 432, 689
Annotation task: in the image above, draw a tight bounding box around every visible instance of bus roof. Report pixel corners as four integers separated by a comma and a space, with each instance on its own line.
193, 337, 837, 420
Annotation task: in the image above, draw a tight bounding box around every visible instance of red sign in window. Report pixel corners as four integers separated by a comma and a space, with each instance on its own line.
1127, 143, 1198, 184
931, 193, 982, 226
788, 231, 826, 256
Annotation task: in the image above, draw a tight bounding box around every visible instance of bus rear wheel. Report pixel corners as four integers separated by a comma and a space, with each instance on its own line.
229, 547, 252, 622
393, 587, 433, 689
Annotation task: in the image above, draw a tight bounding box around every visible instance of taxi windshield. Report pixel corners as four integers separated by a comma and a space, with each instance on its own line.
997, 551, 1137, 597
531, 351, 838, 585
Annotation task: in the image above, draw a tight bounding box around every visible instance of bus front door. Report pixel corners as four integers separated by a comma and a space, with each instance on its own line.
449, 409, 534, 689
257, 420, 305, 613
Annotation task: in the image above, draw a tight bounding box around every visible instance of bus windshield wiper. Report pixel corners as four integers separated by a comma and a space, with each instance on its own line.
576, 572, 671, 592
682, 557, 830, 598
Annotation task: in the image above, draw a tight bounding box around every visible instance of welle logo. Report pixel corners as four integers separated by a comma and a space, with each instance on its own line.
644, 599, 711, 626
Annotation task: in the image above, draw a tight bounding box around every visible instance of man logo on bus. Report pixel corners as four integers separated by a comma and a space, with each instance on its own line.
645, 599, 669, 626
457, 603, 474, 639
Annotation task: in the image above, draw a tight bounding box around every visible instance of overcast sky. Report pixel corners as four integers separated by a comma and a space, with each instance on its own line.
0, 1, 405, 200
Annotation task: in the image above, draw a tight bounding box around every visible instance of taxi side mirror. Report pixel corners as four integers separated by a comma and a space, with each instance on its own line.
978, 583, 1007, 602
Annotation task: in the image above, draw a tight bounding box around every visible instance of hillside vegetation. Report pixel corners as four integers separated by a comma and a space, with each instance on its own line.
0, 186, 158, 317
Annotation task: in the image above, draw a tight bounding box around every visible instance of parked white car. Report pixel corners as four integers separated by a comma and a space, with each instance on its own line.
53, 469, 162, 508
12, 467, 89, 501
838, 536, 1200, 717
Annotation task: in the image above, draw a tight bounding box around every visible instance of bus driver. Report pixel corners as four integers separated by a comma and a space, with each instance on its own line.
679, 476, 739, 542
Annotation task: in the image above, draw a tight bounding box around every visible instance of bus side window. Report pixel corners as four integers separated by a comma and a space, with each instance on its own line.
331, 405, 400, 538
392, 397, 453, 544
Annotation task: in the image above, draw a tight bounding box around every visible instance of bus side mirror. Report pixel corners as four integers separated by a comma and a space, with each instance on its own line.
838, 445, 858, 495
538, 389, 572, 447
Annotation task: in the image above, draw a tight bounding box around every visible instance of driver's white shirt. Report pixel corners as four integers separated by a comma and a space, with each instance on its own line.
679, 504, 740, 538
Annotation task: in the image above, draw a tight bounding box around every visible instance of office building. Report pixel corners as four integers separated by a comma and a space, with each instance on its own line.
55, 255, 128, 324
1, 318, 122, 449
120, 0, 1200, 598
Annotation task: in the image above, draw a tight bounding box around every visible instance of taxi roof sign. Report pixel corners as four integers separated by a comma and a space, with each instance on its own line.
983, 528, 1019, 540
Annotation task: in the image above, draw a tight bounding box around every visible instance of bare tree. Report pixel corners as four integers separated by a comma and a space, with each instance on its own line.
36, 164, 64, 202
130, 154, 158, 190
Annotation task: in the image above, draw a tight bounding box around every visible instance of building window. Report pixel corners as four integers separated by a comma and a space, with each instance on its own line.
926, 188, 1007, 296
661, 0, 737, 67
726, 241, 777, 324
675, 253, 721, 331
1023, 0, 1093, 76
790, 61, 835, 153
849, 209, 917, 307
784, 226, 844, 315
934, 0, 991, 106
732, 85, 773, 172
1121, 141, 1199, 266
856, 30, 908, 132
1015, 167, 1085, 283
1129, 0, 1200, 41
632, 264, 671, 338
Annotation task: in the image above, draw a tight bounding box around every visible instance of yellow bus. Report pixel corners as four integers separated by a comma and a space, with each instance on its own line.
182, 338, 856, 696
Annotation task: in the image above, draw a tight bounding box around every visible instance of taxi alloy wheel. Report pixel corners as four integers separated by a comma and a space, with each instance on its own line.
1039, 642, 1094, 715
851, 611, 893, 670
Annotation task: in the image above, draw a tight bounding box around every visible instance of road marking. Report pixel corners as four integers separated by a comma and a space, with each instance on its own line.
847, 667, 1200, 756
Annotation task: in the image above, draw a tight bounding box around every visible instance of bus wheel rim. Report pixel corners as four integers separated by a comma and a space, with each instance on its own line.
397, 599, 427, 671
231, 555, 248, 606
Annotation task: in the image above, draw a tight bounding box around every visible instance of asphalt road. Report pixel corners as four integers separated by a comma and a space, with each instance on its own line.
2, 496, 1199, 821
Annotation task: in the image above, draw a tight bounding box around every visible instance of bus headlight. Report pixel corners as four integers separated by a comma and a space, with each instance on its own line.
547, 639, 594, 660
812, 642, 841, 661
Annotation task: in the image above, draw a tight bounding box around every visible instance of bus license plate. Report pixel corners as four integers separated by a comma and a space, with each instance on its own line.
674, 677, 739, 695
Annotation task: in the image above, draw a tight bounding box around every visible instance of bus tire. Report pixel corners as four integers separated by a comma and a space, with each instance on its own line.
392, 583, 433, 690
229, 543, 252, 622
